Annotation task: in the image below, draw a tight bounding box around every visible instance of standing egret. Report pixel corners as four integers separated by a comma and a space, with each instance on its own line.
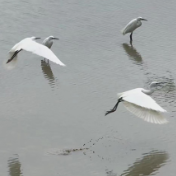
121, 17, 147, 42
7, 37, 65, 66
105, 82, 168, 124
43, 36, 59, 49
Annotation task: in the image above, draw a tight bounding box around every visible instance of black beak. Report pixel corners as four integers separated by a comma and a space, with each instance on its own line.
142, 19, 147, 21
158, 82, 167, 84
53, 37, 59, 40
156, 82, 167, 87
35, 37, 41, 40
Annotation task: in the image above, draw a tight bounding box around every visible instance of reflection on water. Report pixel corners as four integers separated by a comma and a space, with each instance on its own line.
8, 155, 22, 176
41, 59, 56, 87
121, 150, 168, 176
122, 43, 143, 64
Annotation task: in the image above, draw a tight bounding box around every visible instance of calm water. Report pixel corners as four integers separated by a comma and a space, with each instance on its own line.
1, 0, 176, 175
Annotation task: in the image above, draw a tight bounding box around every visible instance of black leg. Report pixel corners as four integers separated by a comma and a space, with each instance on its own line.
130, 32, 133, 42
105, 98, 123, 116
130, 40, 133, 46
6, 49, 22, 63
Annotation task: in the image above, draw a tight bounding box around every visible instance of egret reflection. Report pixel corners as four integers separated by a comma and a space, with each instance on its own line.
41, 59, 56, 87
8, 155, 22, 176
122, 43, 143, 64
121, 150, 168, 176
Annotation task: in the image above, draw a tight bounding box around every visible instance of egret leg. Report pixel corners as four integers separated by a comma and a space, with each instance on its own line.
7, 49, 22, 63
105, 97, 123, 116
130, 32, 133, 42
130, 40, 133, 46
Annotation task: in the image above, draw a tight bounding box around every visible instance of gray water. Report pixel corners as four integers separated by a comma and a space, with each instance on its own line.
1, 0, 176, 175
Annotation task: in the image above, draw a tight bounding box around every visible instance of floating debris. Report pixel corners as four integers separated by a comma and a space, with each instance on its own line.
47, 147, 89, 156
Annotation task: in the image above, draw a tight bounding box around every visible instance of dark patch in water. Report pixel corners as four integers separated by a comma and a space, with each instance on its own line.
47, 147, 89, 155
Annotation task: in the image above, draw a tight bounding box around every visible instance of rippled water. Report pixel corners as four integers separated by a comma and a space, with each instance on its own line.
1, 0, 176, 175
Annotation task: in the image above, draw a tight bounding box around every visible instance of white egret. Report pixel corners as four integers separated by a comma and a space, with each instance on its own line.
43, 36, 59, 48
105, 82, 168, 124
121, 17, 147, 42
7, 37, 65, 66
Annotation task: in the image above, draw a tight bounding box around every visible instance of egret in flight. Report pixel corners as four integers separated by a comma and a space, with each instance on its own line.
105, 82, 168, 124
121, 17, 147, 42
43, 36, 59, 49
7, 37, 65, 66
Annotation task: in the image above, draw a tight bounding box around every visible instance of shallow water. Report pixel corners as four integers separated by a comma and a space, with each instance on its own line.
1, 0, 176, 175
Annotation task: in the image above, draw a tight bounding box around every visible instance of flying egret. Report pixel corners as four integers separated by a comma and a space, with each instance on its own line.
105, 82, 168, 124
43, 36, 59, 49
121, 17, 147, 42
7, 37, 65, 66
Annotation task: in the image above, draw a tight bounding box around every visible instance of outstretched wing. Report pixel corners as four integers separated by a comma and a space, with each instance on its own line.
121, 89, 166, 112
123, 101, 168, 124
21, 40, 65, 66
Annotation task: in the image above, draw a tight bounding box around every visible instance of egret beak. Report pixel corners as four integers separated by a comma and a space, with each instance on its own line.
53, 37, 59, 40
35, 37, 41, 40
141, 18, 147, 21
158, 82, 167, 85
156, 82, 167, 88
155, 82, 167, 90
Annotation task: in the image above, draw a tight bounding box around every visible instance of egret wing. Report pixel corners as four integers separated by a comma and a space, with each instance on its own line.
122, 89, 166, 112
9, 38, 31, 53
21, 40, 65, 66
123, 101, 168, 124
121, 19, 138, 35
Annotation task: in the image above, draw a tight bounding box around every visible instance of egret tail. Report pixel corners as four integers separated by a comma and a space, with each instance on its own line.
121, 28, 126, 35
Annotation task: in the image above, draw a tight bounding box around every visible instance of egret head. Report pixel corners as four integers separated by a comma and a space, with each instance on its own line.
150, 81, 166, 89
31, 37, 41, 40
137, 17, 147, 21
48, 36, 59, 40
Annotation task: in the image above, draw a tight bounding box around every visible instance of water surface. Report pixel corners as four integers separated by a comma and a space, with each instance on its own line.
0, 0, 176, 175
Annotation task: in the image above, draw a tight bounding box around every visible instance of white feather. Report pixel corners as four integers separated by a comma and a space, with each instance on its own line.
121, 18, 142, 35
9, 37, 65, 66
119, 88, 166, 113
123, 101, 168, 124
